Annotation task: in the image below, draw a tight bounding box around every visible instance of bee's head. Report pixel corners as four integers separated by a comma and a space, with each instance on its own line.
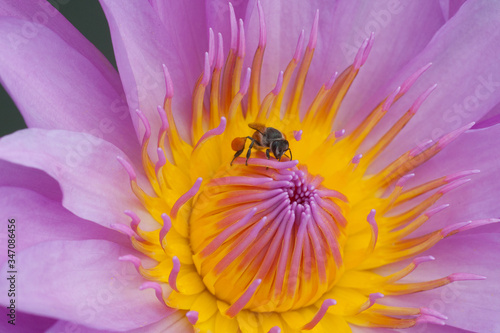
271, 140, 289, 161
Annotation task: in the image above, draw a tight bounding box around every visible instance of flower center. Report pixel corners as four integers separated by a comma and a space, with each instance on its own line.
190, 162, 347, 313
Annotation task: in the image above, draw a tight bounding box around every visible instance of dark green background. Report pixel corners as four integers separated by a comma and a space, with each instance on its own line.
0, 0, 117, 136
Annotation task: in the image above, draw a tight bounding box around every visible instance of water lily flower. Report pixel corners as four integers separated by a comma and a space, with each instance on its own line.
1, 0, 500, 332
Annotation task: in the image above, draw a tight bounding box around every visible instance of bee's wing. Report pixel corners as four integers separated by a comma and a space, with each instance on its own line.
248, 123, 267, 134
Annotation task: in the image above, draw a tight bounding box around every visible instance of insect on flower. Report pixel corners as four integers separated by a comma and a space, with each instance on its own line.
230, 123, 293, 165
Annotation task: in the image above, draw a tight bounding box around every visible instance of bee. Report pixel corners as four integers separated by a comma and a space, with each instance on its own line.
230, 123, 292, 166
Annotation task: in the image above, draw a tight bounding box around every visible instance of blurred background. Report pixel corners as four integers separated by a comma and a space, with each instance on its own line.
0, 0, 116, 136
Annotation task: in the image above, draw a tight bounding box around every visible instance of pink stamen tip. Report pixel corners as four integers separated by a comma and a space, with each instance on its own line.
352, 154, 362, 164
437, 122, 475, 149
156, 148, 166, 174
229, 3, 237, 51
413, 255, 435, 266
335, 129, 346, 138
171, 178, 203, 219
293, 30, 305, 62
441, 221, 472, 237
439, 178, 471, 195
216, 33, 224, 70
238, 158, 298, 169
367, 209, 379, 242
169, 256, 181, 292
109, 224, 134, 238
116, 156, 136, 181
238, 18, 246, 58
448, 273, 486, 282
208, 28, 215, 66
445, 169, 480, 182
370, 292, 384, 301
302, 298, 336, 330
226, 279, 262, 317
396, 173, 415, 187
118, 254, 141, 272
294, 130, 303, 141
325, 71, 338, 90
257, 1, 266, 47
195, 117, 227, 150
201, 52, 211, 86
409, 140, 433, 157
410, 84, 437, 114
400, 62, 433, 94
122, 211, 146, 241
124, 210, 141, 230
239, 68, 251, 95
156, 105, 169, 132
367, 209, 377, 226
455, 218, 500, 234
162, 64, 174, 98
420, 307, 448, 320
268, 327, 281, 333
382, 86, 401, 112
425, 204, 450, 218
416, 315, 446, 326
361, 32, 375, 64
139, 282, 168, 308
135, 109, 151, 140
354, 38, 369, 70
186, 311, 198, 325
367, 292, 384, 308
307, 10, 319, 50
272, 71, 284, 95
160, 213, 172, 243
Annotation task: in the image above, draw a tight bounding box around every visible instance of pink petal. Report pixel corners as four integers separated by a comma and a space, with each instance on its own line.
0, 17, 140, 161
0, 129, 158, 230
474, 101, 500, 129
46, 311, 194, 333
99, 0, 196, 144
0, 311, 55, 332
0, 159, 62, 202
383, 234, 500, 333
0, 187, 127, 266
438, 0, 468, 21
360, 0, 500, 163
206, 0, 250, 48
0, 0, 117, 84
150, 0, 208, 73
0, 240, 167, 331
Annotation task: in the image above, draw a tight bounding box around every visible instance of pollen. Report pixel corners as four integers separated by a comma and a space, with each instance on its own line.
114, 2, 498, 332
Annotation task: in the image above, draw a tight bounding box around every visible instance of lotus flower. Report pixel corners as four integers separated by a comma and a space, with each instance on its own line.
1, 1, 500, 332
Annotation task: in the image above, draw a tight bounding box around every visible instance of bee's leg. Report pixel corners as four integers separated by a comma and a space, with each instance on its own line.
283, 149, 293, 160
231, 137, 249, 166
288, 148, 292, 160
245, 136, 255, 166
230, 149, 244, 166
265, 149, 271, 170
